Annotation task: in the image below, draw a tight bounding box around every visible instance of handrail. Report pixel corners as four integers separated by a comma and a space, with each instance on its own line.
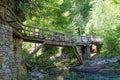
0, 3, 77, 42
0, 3, 102, 44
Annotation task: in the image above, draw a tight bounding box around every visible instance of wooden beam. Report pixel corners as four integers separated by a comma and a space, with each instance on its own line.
75, 47, 83, 64
72, 46, 83, 64
21, 41, 46, 64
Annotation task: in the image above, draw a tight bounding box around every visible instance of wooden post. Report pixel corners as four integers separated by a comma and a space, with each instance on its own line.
75, 47, 83, 64
72, 46, 83, 64
81, 45, 91, 60
96, 44, 102, 54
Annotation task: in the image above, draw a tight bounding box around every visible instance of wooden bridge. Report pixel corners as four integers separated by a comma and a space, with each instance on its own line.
0, 3, 102, 46
0, 3, 102, 64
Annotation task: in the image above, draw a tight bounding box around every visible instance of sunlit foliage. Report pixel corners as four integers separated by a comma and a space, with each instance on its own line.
19, 0, 91, 34
85, 0, 120, 57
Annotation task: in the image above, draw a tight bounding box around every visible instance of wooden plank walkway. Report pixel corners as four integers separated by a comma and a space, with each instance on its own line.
0, 3, 102, 46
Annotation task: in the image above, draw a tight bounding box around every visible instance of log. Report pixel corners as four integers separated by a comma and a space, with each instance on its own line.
21, 41, 46, 64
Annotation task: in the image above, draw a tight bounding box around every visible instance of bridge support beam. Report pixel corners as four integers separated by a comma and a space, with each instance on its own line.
13, 37, 27, 79
72, 46, 83, 64
96, 44, 102, 54
81, 45, 91, 60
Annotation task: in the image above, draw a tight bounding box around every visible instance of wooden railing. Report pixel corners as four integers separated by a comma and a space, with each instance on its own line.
0, 3, 102, 45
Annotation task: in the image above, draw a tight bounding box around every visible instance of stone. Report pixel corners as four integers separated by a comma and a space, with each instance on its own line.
30, 70, 45, 78
0, 30, 4, 34
0, 42, 4, 46
3, 77, 11, 80
2, 63, 7, 70
107, 57, 118, 63
83, 61, 91, 67
90, 57, 118, 67
0, 35, 5, 38
11, 68, 17, 73
97, 59, 107, 65
0, 23, 26, 79
5, 69, 11, 73
0, 48, 5, 51
0, 70, 4, 73
0, 25, 17, 79
0, 57, 5, 62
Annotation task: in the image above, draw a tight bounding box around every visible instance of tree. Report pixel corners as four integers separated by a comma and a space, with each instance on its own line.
70, 0, 91, 35
85, 0, 120, 57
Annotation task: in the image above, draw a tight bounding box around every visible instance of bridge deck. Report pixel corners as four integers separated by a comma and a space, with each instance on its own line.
0, 3, 102, 46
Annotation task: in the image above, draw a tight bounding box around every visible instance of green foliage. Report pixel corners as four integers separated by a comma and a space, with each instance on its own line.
29, 60, 54, 67
102, 28, 120, 57
42, 45, 58, 55
112, 62, 120, 68
21, 0, 120, 66
70, 0, 91, 34
18, 0, 92, 35
62, 47, 75, 58
22, 43, 32, 57
85, 0, 120, 58
105, 62, 120, 69
19, 0, 88, 67
19, 0, 75, 34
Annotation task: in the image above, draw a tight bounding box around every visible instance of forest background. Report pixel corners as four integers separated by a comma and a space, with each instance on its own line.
19, 0, 120, 67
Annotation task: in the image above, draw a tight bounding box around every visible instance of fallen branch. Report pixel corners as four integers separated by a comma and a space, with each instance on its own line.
21, 42, 46, 64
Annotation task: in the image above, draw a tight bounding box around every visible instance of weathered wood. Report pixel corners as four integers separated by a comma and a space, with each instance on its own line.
0, 3, 102, 47
72, 46, 83, 64
75, 47, 83, 64
21, 42, 46, 64
81, 45, 91, 60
